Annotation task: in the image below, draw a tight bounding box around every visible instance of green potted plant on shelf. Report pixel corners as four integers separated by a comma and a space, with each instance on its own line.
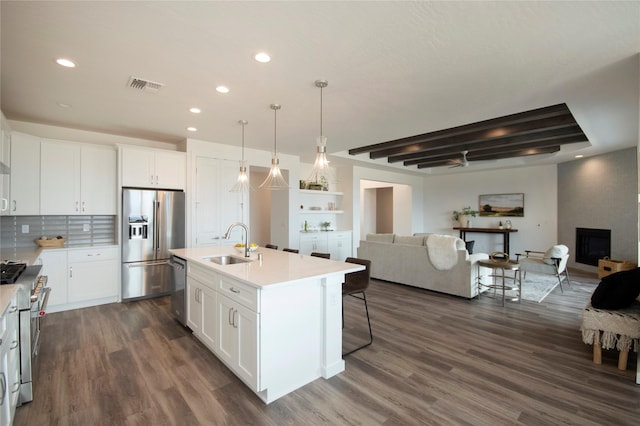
452, 206, 478, 228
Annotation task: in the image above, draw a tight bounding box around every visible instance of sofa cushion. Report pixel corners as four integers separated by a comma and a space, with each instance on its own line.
543, 244, 569, 265
394, 235, 425, 246
366, 233, 395, 243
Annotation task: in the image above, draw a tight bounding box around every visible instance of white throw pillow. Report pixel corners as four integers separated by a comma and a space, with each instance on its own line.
543, 245, 569, 264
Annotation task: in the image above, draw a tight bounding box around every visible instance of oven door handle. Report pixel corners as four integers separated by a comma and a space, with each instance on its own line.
32, 287, 51, 318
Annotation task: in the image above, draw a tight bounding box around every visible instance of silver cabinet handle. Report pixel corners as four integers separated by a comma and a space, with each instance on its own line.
0, 372, 6, 403
10, 340, 18, 350
228, 307, 233, 326
233, 309, 238, 328
69, 266, 73, 278
1, 198, 7, 211
12, 200, 16, 211
230, 287, 240, 294
11, 381, 20, 393
9, 305, 17, 313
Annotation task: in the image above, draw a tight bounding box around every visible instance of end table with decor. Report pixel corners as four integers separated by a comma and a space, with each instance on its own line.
477, 252, 521, 306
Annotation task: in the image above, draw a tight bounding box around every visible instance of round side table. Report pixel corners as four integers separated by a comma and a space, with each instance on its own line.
477, 258, 521, 306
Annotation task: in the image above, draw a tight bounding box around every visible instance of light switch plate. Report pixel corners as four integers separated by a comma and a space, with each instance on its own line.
21, 224, 29, 233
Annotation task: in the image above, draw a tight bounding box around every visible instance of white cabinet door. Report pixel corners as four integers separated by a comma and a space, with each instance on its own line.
67, 248, 118, 303
194, 157, 245, 246
38, 250, 68, 307
200, 285, 217, 351
0, 128, 11, 215
186, 279, 202, 334
41, 141, 81, 214
0, 293, 19, 425
10, 132, 40, 215
155, 151, 186, 190
216, 294, 259, 390
122, 147, 186, 190
81, 145, 116, 214
328, 231, 352, 261
299, 233, 328, 255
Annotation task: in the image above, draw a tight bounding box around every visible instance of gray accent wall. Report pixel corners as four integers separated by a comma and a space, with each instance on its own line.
558, 148, 638, 272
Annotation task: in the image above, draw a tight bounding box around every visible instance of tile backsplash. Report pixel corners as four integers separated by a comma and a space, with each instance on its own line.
1, 215, 116, 248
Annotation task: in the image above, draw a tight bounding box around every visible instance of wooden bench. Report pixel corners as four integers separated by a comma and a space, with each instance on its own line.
581, 300, 640, 383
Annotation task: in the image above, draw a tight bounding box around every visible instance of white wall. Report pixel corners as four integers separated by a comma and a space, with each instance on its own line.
422, 164, 558, 257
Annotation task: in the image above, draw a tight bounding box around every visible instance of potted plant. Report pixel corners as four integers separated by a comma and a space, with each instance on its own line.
452, 206, 478, 228
321, 221, 331, 231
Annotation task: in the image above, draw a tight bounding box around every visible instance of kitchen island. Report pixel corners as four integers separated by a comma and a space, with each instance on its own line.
169, 246, 365, 404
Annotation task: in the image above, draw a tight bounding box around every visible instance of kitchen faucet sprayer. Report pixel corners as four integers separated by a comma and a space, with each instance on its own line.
224, 222, 250, 257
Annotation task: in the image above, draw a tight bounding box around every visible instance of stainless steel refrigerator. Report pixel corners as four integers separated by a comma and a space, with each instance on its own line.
121, 188, 185, 301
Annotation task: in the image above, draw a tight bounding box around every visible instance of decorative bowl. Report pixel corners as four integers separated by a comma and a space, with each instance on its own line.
234, 245, 258, 253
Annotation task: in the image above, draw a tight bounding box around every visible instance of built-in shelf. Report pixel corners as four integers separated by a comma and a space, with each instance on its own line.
300, 210, 344, 214
299, 189, 343, 196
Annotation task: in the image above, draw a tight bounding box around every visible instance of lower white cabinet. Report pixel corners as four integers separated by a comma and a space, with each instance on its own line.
299, 230, 352, 260
38, 246, 118, 312
186, 276, 217, 351
0, 290, 19, 425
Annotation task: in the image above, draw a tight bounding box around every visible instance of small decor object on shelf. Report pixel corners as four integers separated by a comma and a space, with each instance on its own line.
299, 180, 306, 189
35, 236, 66, 247
320, 175, 329, 191
498, 221, 504, 229
307, 183, 323, 191
321, 221, 331, 231
452, 206, 478, 228
504, 220, 512, 229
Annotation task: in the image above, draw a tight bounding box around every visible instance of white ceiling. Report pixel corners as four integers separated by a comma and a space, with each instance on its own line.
1, 1, 639, 175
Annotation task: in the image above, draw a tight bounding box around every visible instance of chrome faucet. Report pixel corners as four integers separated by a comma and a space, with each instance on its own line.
224, 222, 250, 257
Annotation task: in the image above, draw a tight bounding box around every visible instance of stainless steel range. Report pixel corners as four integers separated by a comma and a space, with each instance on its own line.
0, 262, 50, 405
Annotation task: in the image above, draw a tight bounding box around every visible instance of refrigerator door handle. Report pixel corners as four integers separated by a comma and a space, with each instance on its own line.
126, 260, 170, 268
154, 199, 160, 252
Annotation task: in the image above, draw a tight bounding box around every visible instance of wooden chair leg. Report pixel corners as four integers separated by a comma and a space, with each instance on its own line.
593, 344, 602, 364
618, 350, 629, 370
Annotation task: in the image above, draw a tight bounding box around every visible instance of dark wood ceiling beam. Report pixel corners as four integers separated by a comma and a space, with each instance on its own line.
348, 103, 572, 156
368, 114, 581, 159
415, 146, 561, 169
399, 133, 585, 165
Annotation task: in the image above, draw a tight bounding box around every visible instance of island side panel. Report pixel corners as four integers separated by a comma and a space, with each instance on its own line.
322, 274, 346, 378
259, 277, 327, 403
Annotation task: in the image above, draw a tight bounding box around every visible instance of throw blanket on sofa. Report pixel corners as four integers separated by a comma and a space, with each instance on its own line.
427, 235, 464, 270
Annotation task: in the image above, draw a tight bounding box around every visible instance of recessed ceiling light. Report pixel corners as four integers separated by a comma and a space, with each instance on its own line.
189, 107, 201, 114
216, 86, 230, 94
254, 52, 271, 63
56, 102, 72, 108
187, 127, 197, 132
56, 58, 76, 68
575, 154, 584, 158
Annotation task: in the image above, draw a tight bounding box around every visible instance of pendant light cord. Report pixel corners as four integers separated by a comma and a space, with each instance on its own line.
273, 107, 278, 154
319, 84, 323, 138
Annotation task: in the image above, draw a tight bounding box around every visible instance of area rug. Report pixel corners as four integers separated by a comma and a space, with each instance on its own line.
519, 272, 562, 303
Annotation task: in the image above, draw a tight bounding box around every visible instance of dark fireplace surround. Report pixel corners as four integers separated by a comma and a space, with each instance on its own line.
575, 228, 611, 266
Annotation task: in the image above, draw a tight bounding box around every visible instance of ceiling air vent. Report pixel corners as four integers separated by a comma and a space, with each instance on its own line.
127, 76, 164, 93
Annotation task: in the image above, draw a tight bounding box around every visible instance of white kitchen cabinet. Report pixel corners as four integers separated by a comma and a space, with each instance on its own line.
9, 132, 40, 215
193, 156, 246, 246
41, 141, 116, 215
0, 290, 19, 425
217, 294, 259, 389
299, 232, 329, 255
327, 231, 352, 261
38, 246, 118, 312
0, 125, 10, 215
121, 147, 186, 190
37, 249, 68, 307
68, 247, 118, 303
186, 276, 217, 352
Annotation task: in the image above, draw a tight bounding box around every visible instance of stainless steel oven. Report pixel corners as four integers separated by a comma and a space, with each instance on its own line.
0, 263, 50, 405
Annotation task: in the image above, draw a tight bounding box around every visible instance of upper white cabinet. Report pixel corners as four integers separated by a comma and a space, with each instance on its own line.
194, 156, 246, 246
9, 132, 40, 215
0, 126, 10, 215
41, 140, 116, 215
121, 147, 186, 189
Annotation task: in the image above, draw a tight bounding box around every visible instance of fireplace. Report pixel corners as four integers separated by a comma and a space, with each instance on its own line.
575, 228, 610, 266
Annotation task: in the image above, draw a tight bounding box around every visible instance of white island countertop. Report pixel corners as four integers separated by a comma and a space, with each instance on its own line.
170, 246, 364, 288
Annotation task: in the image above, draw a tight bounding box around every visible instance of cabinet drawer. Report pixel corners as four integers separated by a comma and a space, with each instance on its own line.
68, 247, 117, 263
187, 262, 219, 290
218, 276, 258, 312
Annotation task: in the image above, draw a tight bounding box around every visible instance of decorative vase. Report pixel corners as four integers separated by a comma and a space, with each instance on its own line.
458, 215, 469, 228
505, 220, 512, 229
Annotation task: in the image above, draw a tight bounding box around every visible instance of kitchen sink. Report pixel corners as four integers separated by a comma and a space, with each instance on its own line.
208, 255, 252, 265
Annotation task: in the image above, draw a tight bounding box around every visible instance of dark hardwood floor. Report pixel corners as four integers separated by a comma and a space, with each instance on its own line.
15, 269, 640, 425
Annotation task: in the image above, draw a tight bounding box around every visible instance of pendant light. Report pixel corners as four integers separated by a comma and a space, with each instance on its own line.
259, 104, 289, 190
230, 120, 253, 193
308, 79, 330, 187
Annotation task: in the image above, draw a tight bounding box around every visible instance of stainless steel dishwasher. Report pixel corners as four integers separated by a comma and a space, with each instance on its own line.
169, 255, 187, 326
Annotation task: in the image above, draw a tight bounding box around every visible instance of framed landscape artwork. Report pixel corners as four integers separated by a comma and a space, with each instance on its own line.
479, 193, 524, 217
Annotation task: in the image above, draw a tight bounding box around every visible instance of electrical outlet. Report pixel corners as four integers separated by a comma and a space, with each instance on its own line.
21, 224, 29, 233
83, 224, 91, 232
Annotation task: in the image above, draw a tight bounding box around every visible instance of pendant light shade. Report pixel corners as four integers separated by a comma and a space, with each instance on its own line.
230, 120, 253, 193
308, 79, 331, 187
259, 104, 289, 190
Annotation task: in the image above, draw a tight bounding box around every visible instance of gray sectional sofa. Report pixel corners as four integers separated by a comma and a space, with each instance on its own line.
356, 233, 489, 299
